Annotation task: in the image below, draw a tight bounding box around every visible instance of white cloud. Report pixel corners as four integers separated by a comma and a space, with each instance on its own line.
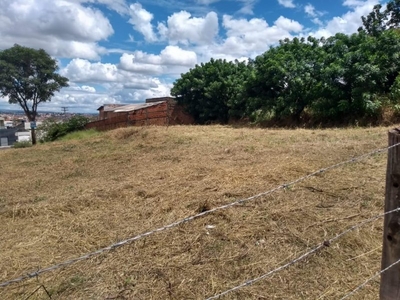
274, 16, 303, 32
55, 58, 174, 112
160, 46, 198, 66
128, 3, 158, 42
237, 0, 258, 15
312, 0, 379, 38
278, 0, 295, 8
305, 4, 317, 17
81, 85, 97, 93
61, 59, 120, 83
158, 11, 219, 45
343, 0, 368, 7
119, 46, 198, 75
69, 84, 97, 93
0, 0, 113, 60
119, 54, 164, 75
210, 15, 302, 58
89, 0, 129, 15
304, 3, 325, 26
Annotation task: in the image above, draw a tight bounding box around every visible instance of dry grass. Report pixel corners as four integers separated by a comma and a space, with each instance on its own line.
0, 125, 395, 299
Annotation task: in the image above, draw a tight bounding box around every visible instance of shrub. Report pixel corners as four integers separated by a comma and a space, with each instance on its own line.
12, 141, 32, 148
39, 115, 90, 142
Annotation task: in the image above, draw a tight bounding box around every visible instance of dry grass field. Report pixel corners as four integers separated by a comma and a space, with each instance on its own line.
0, 125, 396, 299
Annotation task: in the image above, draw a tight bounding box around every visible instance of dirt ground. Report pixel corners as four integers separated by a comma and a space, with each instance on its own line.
0, 125, 396, 299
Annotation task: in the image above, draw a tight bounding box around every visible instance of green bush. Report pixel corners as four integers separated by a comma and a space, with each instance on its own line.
60, 129, 100, 141
12, 141, 32, 148
39, 115, 90, 142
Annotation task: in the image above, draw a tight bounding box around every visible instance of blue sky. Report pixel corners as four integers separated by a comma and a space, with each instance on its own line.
0, 0, 385, 113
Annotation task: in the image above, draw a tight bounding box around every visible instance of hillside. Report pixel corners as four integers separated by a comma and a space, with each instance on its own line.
0, 125, 395, 299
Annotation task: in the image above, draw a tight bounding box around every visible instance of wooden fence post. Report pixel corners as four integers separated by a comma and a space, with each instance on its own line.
380, 128, 400, 299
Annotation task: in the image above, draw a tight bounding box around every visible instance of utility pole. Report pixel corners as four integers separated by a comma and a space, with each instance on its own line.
61, 107, 69, 114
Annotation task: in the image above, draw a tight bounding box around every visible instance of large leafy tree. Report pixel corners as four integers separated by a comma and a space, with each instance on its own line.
0, 44, 69, 144
318, 30, 400, 120
360, 0, 400, 36
246, 37, 326, 122
171, 58, 251, 124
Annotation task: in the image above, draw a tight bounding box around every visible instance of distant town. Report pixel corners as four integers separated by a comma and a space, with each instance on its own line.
0, 109, 96, 126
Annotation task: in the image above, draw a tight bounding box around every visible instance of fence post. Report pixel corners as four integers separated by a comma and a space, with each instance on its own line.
380, 128, 400, 299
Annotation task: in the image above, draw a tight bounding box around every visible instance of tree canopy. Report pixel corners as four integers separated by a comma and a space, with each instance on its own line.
172, 0, 400, 126
0, 44, 69, 122
171, 58, 252, 124
0, 44, 69, 144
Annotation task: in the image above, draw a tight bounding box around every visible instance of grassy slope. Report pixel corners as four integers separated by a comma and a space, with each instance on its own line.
0, 125, 394, 299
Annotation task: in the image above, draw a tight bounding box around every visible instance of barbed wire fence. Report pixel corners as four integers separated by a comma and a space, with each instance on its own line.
1, 141, 400, 298
339, 256, 400, 300
206, 206, 400, 299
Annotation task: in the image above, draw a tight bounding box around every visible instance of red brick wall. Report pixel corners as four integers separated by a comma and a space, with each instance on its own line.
86, 114, 129, 131
168, 101, 195, 125
98, 108, 105, 120
86, 101, 193, 131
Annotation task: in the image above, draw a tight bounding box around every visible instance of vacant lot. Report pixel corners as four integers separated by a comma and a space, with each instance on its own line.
0, 125, 395, 299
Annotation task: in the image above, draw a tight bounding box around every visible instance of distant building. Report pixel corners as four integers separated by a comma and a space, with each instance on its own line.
4, 121, 14, 128
16, 131, 31, 142
145, 96, 175, 103
97, 104, 128, 120
0, 117, 4, 129
0, 128, 18, 146
87, 97, 194, 131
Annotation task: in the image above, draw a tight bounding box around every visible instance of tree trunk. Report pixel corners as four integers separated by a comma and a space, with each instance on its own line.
31, 128, 36, 145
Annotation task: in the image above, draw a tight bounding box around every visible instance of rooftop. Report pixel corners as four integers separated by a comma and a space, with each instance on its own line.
113, 101, 165, 113
97, 104, 128, 112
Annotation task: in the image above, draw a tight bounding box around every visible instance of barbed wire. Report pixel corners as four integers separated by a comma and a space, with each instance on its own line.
205, 207, 400, 300
1, 142, 399, 288
340, 256, 400, 300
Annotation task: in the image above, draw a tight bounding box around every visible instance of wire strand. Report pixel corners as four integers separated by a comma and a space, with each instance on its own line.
340, 257, 400, 300
205, 207, 400, 300
1, 142, 399, 288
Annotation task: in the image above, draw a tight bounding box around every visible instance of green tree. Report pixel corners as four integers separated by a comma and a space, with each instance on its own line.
386, 0, 400, 29
246, 37, 325, 122
0, 44, 69, 144
171, 58, 251, 124
360, 0, 400, 36
360, 4, 387, 37
317, 30, 400, 121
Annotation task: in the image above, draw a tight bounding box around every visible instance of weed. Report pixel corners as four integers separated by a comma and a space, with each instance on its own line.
12, 141, 32, 148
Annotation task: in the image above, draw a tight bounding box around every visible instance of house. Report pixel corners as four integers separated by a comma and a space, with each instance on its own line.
97, 104, 128, 120
15, 131, 31, 142
0, 128, 18, 146
86, 97, 194, 131
145, 96, 176, 103
4, 121, 14, 128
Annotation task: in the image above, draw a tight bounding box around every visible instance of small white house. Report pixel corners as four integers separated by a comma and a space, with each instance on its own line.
4, 121, 14, 128
16, 131, 31, 142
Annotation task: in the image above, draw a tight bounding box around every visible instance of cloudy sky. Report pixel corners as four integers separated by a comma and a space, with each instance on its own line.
0, 0, 384, 113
